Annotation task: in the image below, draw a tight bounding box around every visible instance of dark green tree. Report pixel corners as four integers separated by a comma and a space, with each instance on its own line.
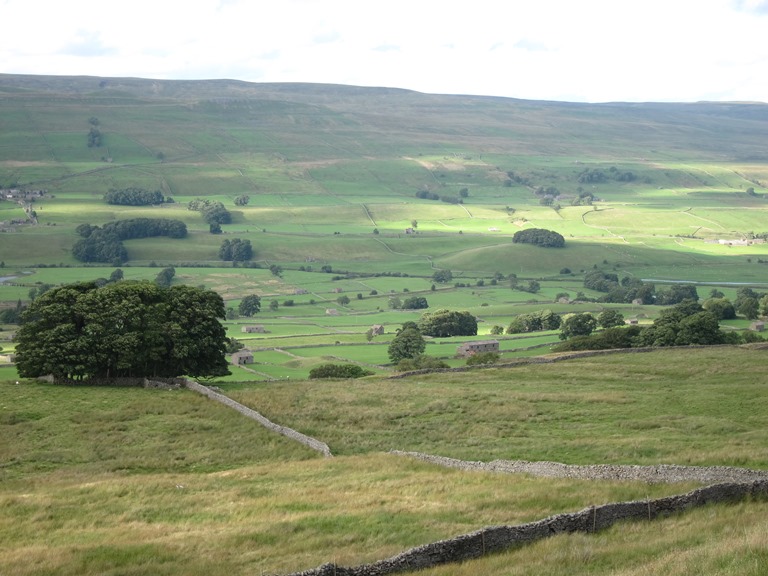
154, 266, 175, 288
402, 296, 429, 309
432, 269, 453, 283
674, 311, 724, 345
387, 327, 426, 363
702, 298, 736, 320
559, 313, 597, 340
238, 294, 261, 317
418, 309, 477, 337
14, 282, 229, 380
234, 195, 250, 206
597, 309, 625, 328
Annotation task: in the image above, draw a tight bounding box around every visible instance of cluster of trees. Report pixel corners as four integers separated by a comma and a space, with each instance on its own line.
218, 238, 253, 262
507, 309, 562, 333
0, 299, 26, 323
72, 218, 187, 264
418, 309, 477, 337
104, 187, 166, 206
512, 228, 565, 248
584, 271, 697, 306
188, 199, 232, 230
234, 195, 250, 206
401, 296, 429, 310
414, 190, 464, 204
14, 281, 230, 380
87, 117, 102, 148
723, 286, 768, 320
553, 300, 761, 352
577, 166, 637, 183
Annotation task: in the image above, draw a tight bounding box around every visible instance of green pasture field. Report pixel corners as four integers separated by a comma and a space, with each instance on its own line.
3, 348, 767, 575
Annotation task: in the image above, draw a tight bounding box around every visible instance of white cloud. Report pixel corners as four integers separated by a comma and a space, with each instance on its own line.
0, 0, 766, 102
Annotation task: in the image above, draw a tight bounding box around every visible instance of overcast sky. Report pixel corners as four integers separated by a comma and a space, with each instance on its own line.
2, 0, 768, 103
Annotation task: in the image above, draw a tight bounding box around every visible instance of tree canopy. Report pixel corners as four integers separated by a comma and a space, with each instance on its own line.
418, 309, 478, 338
104, 187, 165, 206
387, 327, 426, 362
512, 228, 565, 248
238, 294, 261, 317
14, 281, 230, 381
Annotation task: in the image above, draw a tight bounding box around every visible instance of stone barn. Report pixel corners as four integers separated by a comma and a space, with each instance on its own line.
242, 325, 267, 333
231, 350, 254, 365
456, 340, 499, 358
370, 324, 385, 336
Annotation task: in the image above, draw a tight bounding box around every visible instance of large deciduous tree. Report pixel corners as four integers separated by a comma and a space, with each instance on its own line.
559, 313, 597, 340
387, 327, 426, 363
14, 281, 229, 381
238, 294, 261, 317
418, 309, 477, 337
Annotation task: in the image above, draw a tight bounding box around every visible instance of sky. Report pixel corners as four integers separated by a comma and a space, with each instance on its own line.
2, 0, 768, 103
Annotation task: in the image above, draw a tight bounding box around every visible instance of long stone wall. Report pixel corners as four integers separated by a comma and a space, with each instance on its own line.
184, 380, 332, 458
186, 380, 333, 458
391, 451, 768, 484
281, 479, 768, 576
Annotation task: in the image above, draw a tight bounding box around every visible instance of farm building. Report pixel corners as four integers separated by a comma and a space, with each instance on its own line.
242, 325, 267, 334
750, 321, 765, 332
0, 353, 16, 363
456, 340, 499, 358
370, 324, 385, 336
326, 308, 339, 316
231, 350, 254, 365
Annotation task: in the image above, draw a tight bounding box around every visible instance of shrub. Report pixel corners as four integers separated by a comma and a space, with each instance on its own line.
309, 364, 374, 379
466, 352, 500, 366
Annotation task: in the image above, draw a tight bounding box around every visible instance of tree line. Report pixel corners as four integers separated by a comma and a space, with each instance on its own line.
72, 218, 187, 264
104, 187, 167, 206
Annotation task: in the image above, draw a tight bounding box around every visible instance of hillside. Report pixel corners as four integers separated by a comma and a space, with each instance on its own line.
2, 74, 768, 375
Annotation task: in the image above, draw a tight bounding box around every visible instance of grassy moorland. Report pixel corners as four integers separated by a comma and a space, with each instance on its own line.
2, 347, 768, 575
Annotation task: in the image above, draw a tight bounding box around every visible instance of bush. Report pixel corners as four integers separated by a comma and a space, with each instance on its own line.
395, 354, 449, 372
466, 352, 500, 366
309, 364, 374, 379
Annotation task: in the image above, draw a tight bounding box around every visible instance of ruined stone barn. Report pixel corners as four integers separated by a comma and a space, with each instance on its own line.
242, 325, 267, 333
456, 340, 499, 358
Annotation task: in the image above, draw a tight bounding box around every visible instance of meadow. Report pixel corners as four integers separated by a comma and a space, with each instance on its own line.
2, 348, 768, 575
1, 75, 768, 574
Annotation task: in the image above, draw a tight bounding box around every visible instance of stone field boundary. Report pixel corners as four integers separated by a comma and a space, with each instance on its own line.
183, 380, 768, 575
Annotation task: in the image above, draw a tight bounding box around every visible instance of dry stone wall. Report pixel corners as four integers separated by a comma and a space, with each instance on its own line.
184, 379, 332, 457
281, 479, 768, 576
391, 451, 768, 484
